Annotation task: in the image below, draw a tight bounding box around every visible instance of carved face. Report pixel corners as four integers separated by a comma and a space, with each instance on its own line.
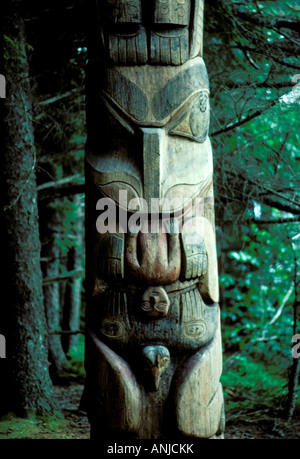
85, 1, 219, 350
85, 1, 224, 439
96, 0, 204, 65
142, 345, 170, 390
86, 57, 212, 214
85, 55, 219, 316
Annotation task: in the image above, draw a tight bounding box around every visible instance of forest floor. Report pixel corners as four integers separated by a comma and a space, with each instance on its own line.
1, 383, 300, 439
55, 384, 300, 440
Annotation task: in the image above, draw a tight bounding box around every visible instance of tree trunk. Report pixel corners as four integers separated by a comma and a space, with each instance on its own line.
286, 352, 300, 420
62, 195, 84, 353
0, 2, 55, 416
286, 236, 300, 420
41, 203, 67, 374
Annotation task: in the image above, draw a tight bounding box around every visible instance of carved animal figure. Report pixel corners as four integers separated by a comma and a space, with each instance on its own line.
142, 345, 170, 390
84, 0, 225, 439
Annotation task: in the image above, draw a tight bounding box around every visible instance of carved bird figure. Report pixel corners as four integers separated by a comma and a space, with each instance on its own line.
142, 345, 170, 391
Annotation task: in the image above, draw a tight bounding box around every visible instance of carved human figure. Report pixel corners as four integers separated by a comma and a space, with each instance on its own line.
85, 0, 225, 439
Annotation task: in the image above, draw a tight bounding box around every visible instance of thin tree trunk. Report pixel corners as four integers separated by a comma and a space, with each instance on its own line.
286, 295, 300, 420
41, 204, 67, 373
62, 195, 84, 353
286, 351, 300, 420
286, 236, 300, 420
0, 3, 55, 416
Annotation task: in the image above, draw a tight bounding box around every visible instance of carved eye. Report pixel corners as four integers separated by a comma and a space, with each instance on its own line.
104, 0, 142, 24
169, 91, 210, 143
159, 356, 170, 368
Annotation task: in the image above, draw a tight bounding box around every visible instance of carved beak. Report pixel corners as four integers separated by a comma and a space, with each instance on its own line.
151, 366, 161, 391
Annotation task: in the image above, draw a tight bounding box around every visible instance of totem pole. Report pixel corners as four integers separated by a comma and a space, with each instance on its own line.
84, 0, 225, 439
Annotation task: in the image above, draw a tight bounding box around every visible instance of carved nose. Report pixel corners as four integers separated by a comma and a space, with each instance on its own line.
141, 128, 164, 205
126, 219, 181, 285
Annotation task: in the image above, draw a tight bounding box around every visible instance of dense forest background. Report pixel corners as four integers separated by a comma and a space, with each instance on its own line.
0, 0, 299, 439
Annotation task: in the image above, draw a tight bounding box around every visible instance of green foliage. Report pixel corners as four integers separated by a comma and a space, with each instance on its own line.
53, 358, 85, 386
52, 335, 85, 385
48, 194, 85, 258
9, 0, 298, 423
4, 35, 34, 62
0, 413, 71, 439
222, 355, 285, 420
221, 221, 297, 357
222, 352, 300, 421
201, 0, 300, 417
68, 333, 85, 362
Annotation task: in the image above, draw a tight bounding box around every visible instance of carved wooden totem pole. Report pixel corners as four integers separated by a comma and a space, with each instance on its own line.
85, 0, 225, 439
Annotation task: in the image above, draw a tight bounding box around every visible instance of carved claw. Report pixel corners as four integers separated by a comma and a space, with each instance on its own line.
142, 345, 170, 391
92, 277, 108, 296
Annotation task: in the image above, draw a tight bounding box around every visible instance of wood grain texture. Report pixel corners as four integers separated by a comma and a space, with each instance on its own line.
172, 317, 224, 438
85, 0, 224, 439
95, 0, 204, 65
88, 329, 142, 433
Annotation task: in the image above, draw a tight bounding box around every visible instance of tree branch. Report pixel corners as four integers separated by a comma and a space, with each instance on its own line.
48, 329, 84, 336
224, 80, 295, 90
231, 5, 300, 34
211, 97, 278, 137
37, 174, 85, 201
244, 46, 300, 71
37, 144, 85, 164
38, 88, 81, 106
43, 268, 85, 285
221, 168, 300, 216
269, 283, 294, 326
244, 217, 300, 225
258, 196, 300, 216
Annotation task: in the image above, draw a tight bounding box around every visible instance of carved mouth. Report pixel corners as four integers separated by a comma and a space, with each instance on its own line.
126, 228, 181, 285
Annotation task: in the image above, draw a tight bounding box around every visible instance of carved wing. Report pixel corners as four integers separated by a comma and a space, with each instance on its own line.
181, 215, 219, 304
87, 329, 142, 433
171, 317, 224, 438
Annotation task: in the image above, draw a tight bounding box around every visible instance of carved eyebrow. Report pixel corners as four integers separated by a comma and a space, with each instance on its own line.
102, 94, 136, 135
103, 64, 209, 128
105, 68, 148, 122
151, 64, 209, 121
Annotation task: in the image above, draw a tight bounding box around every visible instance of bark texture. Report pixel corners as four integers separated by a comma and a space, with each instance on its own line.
62, 195, 84, 353
41, 204, 67, 373
0, 2, 55, 416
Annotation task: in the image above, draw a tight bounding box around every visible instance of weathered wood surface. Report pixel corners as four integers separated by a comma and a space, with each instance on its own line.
85, 0, 224, 439
97, 0, 204, 65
